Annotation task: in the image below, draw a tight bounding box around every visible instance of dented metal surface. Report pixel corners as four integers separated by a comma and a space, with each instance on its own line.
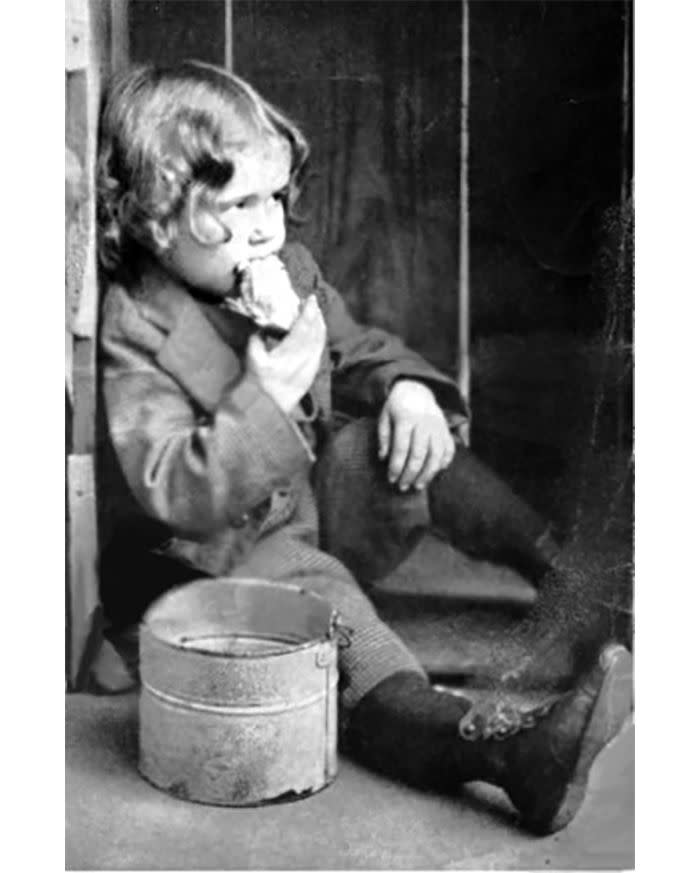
138, 577, 339, 806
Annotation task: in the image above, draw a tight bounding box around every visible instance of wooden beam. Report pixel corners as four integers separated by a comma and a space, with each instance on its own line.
66, 0, 113, 690
457, 0, 471, 420
110, 0, 130, 73
67, 454, 100, 689
224, 0, 234, 72
66, 0, 89, 71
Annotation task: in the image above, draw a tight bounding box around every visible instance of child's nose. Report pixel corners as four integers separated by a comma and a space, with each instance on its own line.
249, 225, 273, 245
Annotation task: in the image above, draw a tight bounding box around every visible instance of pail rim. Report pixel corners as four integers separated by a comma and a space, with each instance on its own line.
141, 577, 339, 659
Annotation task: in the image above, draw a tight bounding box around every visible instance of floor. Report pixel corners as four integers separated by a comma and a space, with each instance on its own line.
67, 497, 634, 870
66, 691, 633, 871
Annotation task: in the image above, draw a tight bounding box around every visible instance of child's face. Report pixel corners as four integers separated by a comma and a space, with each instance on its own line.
165, 136, 291, 295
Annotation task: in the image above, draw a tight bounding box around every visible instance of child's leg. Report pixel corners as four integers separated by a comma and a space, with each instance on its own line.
228, 485, 426, 711
314, 417, 431, 585
312, 422, 633, 833
315, 417, 561, 586
233, 500, 633, 832
233, 523, 472, 787
428, 444, 562, 583
344, 644, 633, 835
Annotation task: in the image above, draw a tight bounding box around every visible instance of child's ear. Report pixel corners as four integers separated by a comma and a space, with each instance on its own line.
189, 204, 231, 246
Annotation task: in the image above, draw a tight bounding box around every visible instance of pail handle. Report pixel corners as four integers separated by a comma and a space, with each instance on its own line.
328, 610, 354, 649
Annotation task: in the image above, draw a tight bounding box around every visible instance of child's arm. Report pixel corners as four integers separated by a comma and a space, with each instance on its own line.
326, 285, 466, 420
283, 244, 470, 492
323, 283, 467, 489
101, 286, 315, 538
284, 243, 468, 424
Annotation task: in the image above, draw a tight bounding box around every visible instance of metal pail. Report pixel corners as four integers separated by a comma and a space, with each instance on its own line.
138, 577, 340, 806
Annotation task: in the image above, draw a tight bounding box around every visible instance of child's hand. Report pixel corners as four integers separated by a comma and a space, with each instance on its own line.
246, 295, 326, 414
378, 380, 455, 491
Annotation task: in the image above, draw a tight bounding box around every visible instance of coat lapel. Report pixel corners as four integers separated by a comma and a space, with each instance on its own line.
137, 251, 333, 420
139, 266, 243, 414
156, 302, 243, 413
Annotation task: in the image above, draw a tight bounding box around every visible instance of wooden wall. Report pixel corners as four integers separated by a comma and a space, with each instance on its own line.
66, 0, 131, 690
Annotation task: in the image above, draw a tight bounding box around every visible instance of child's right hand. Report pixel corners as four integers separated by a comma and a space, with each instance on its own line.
246, 295, 327, 414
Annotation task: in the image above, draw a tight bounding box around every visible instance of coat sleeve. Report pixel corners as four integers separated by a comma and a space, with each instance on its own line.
287, 244, 470, 426
100, 287, 313, 538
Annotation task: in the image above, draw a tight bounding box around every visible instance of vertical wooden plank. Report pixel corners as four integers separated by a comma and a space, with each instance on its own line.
457, 0, 471, 421
616, 0, 632, 451
66, 0, 112, 689
110, 0, 130, 73
68, 2, 102, 343
67, 455, 100, 686
66, 0, 89, 71
620, 0, 631, 203
66, 0, 109, 440
66, 0, 90, 404
224, 0, 234, 72
65, 142, 84, 401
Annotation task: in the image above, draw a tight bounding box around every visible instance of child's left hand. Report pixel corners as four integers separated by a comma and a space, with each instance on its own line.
378, 380, 455, 491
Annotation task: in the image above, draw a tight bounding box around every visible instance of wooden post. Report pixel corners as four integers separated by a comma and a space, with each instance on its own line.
66, 0, 132, 691
457, 0, 471, 424
224, 0, 234, 72
616, 0, 632, 450
110, 0, 130, 73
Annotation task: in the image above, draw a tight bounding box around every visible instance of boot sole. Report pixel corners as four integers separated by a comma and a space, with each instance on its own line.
543, 643, 634, 835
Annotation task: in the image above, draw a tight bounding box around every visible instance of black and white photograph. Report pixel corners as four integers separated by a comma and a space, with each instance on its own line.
64, 0, 636, 869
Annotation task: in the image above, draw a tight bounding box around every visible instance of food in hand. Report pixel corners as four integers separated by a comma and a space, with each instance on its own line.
222, 255, 300, 333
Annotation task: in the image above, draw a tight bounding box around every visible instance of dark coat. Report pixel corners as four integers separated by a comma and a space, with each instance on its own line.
100, 242, 469, 578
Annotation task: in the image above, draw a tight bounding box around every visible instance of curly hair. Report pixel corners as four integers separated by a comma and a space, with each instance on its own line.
97, 61, 310, 274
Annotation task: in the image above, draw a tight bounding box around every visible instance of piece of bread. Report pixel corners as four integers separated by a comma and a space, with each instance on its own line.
222, 255, 300, 333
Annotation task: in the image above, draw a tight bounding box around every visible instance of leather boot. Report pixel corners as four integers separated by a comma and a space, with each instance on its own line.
457, 643, 633, 834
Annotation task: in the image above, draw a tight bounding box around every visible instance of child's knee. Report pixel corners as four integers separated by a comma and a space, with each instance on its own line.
323, 417, 377, 470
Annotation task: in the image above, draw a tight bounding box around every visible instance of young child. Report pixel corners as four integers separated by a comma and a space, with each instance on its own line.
97, 61, 632, 835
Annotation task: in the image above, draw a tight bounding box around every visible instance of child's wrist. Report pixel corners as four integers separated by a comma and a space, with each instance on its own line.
390, 378, 436, 402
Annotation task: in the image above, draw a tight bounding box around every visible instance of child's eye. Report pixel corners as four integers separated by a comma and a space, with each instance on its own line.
273, 187, 290, 203
216, 196, 251, 212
